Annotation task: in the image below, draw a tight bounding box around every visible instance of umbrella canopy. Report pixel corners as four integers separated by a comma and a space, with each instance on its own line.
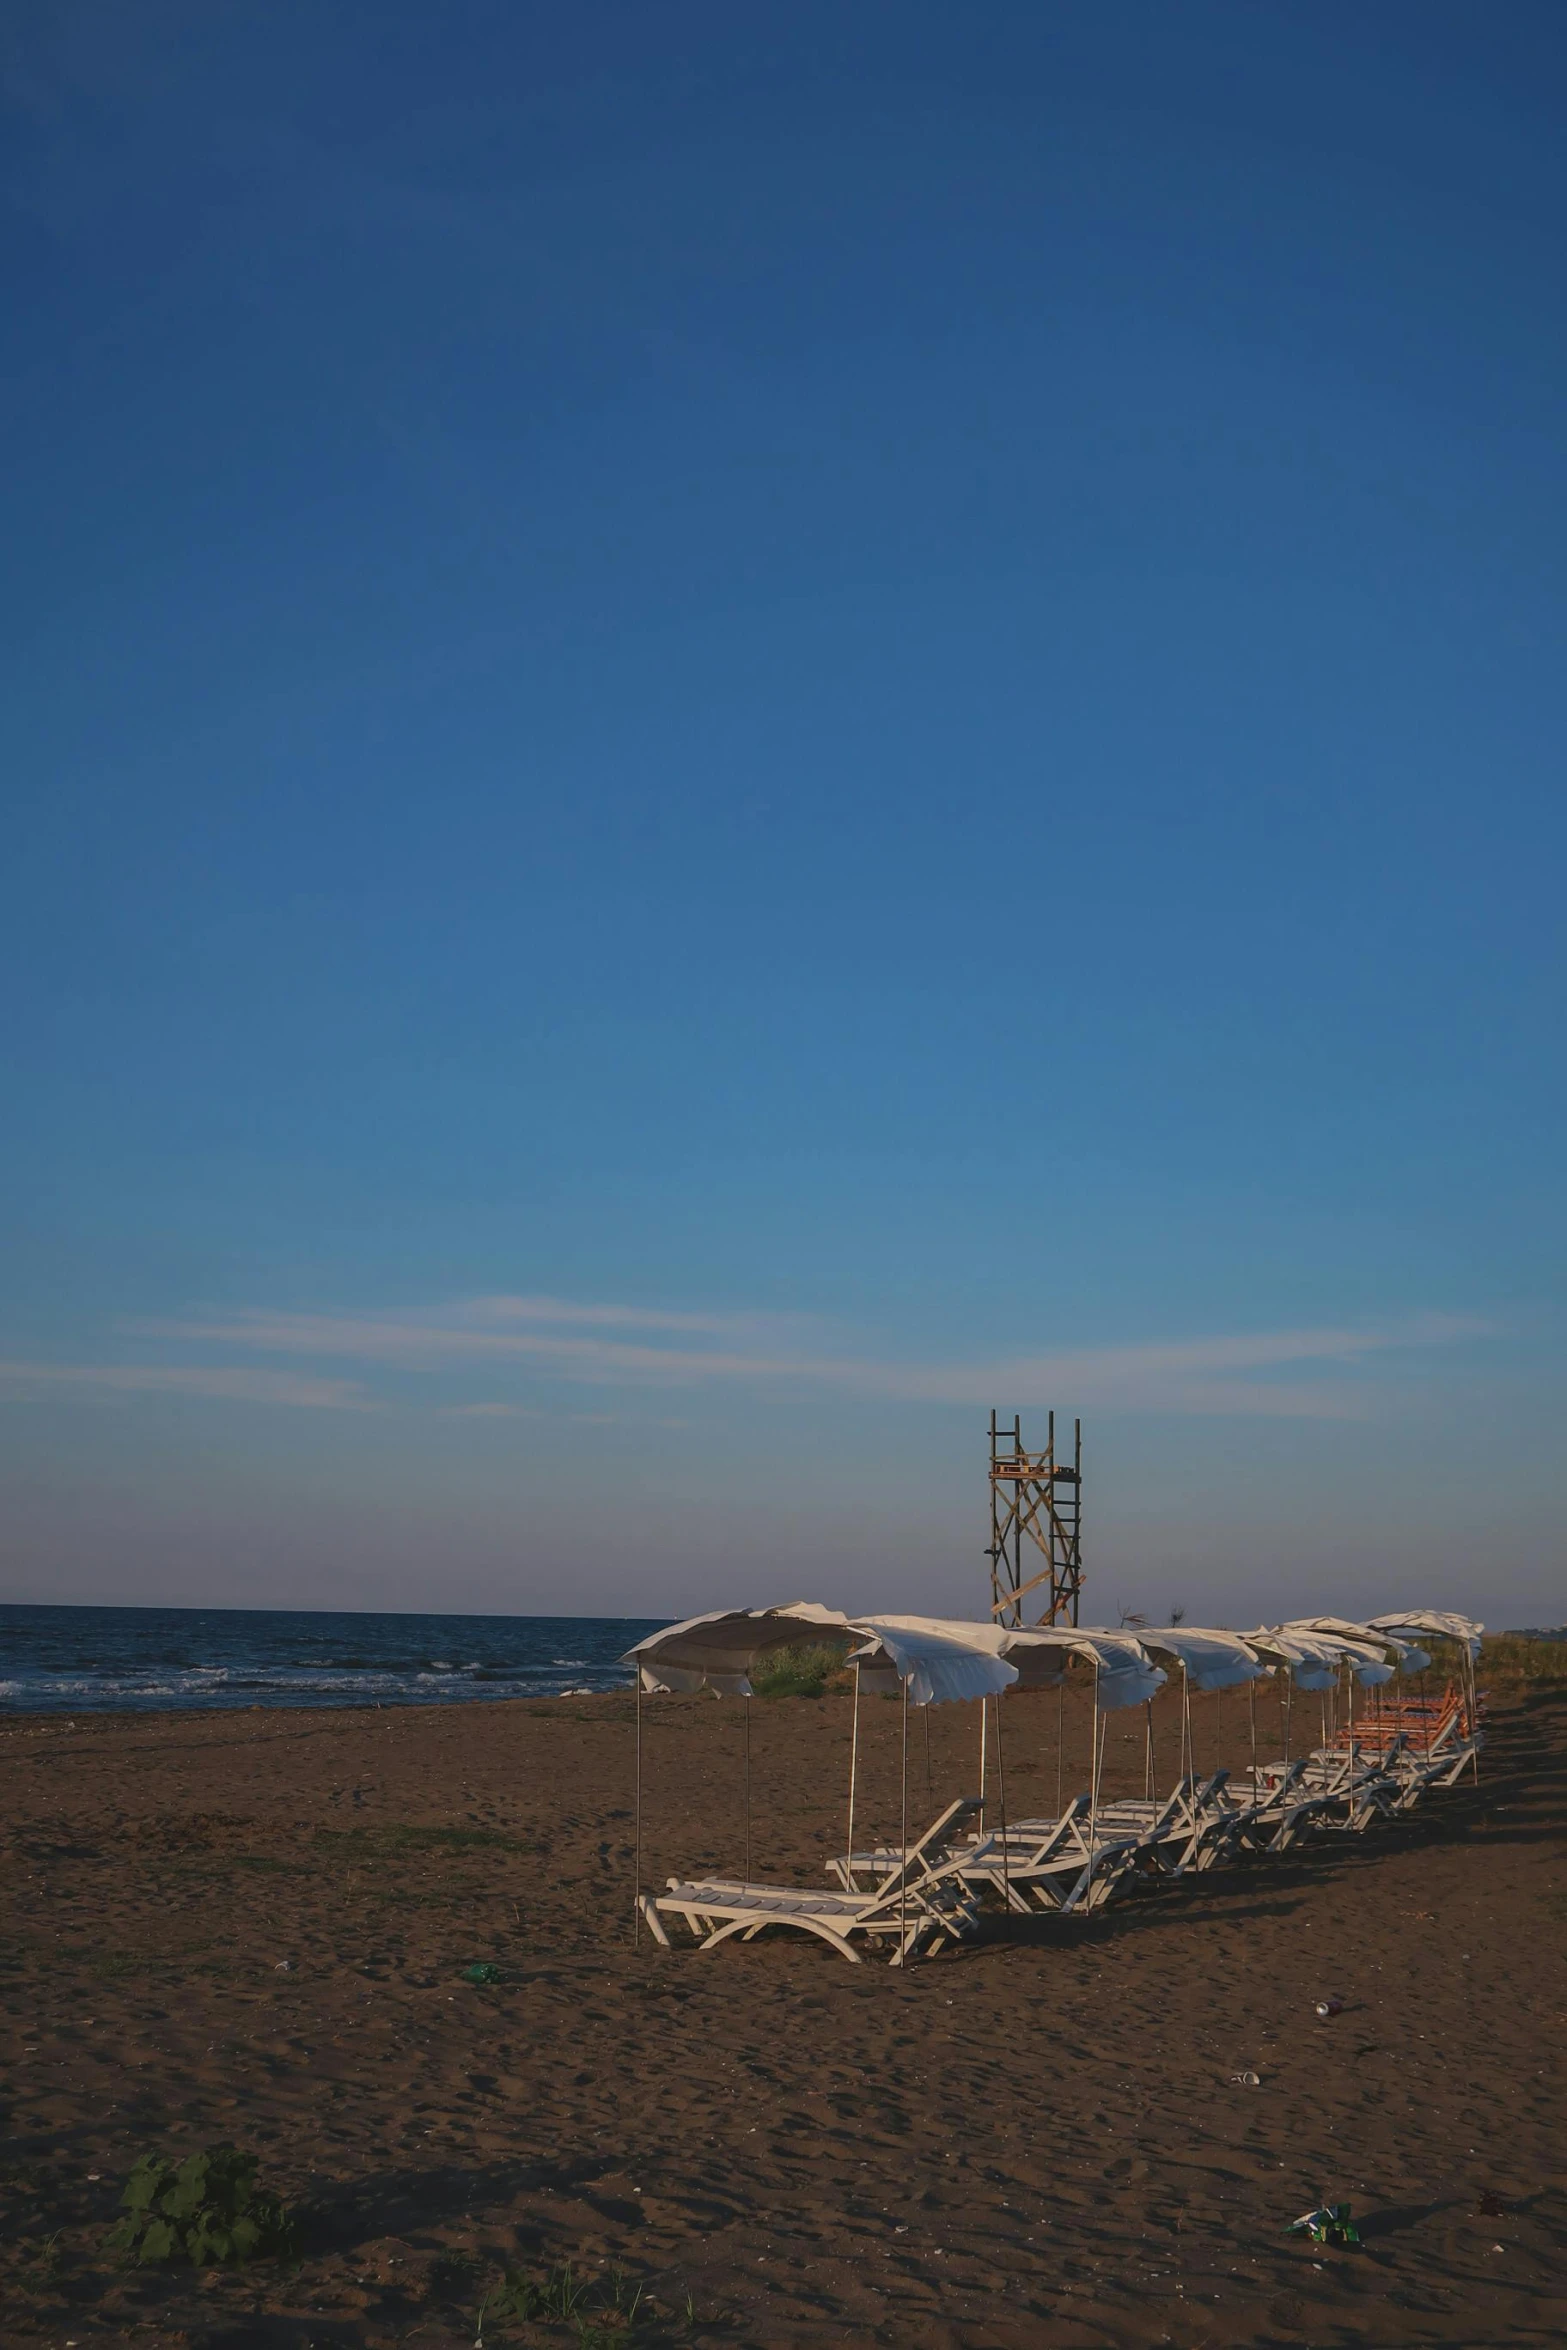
1367, 1608, 1483, 1659
1275, 1618, 1402, 1687
1243, 1625, 1360, 1690
1287, 1613, 1429, 1668
622, 1603, 1018, 1706
845, 1619, 1019, 1706
857, 1616, 1166, 1709
1118, 1625, 1268, 1693
622, 1603, 853, 1697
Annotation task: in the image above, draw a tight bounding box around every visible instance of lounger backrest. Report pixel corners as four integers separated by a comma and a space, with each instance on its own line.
857, 1796, 984, 1915
899, 1794, 984, 1881
1146, 1778, 1195, 1836
1014, 1791, 1091, 1865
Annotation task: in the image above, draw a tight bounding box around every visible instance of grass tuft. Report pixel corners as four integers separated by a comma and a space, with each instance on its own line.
475, 2258, 664, 2342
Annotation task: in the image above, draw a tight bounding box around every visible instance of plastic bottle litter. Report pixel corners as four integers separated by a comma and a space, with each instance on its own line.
274, 1959, 295, 1973
1230, 2070, 1262, 2087
463, 1961, 503, 1986
1315, 1997, 1344, 2019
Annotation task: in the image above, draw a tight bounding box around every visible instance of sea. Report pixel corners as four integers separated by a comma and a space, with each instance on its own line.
0, 1604, 667, 1715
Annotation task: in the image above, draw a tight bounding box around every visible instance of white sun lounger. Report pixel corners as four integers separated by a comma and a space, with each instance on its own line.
975, 1814, 1146, 1914
643, 1796, 990, 1965
857, 1772, 1240, 1915
955, 1784, 1195, 1914
1385, 1711, 1481, 1801
1091, 1770, 1242, 1877
1253, 1742, 1403, 1835
830, 1790, 1141, 1916
1215, 1757, 1337, 1852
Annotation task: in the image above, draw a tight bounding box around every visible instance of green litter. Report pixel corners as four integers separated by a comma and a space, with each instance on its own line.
462, 1962, 504, 1985
1288, 2202, 1362, 2247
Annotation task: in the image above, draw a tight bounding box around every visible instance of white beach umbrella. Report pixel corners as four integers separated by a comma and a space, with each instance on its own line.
1275, 1620, 1405, 1686
622, 1603, 855, 1696
622, 1603, 1018, 1705
1367, 1608, 1484, 1659
1243, 1625, 1349, 1690
1119, 1626, 1269, 1693
841, 1619, 1019, 1707
851, 1615, 1165, 1707
847, 1618, 1167, 1849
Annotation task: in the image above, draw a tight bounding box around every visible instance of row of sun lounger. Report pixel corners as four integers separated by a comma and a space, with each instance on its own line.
639, 1686, 1481, 1964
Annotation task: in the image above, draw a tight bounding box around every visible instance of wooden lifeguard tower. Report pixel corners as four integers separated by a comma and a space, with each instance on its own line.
987, 1410, 1083, 1627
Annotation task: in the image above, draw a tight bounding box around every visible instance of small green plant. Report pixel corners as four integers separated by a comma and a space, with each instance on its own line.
750, 1641, 852, 1699
105, 2146, 295, 2267
13, 2230, 64, 2296
477, 2261, 589, 2335
599, 2263, 648, 2329
475, 2259, 654, 2342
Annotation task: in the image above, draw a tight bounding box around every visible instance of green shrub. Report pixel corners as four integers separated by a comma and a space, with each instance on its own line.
1481, 1634, 1567, 1687
749, 1642, 853, 1699
105, 2146, 295, 2267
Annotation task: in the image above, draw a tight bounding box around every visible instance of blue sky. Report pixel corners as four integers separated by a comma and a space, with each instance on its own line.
3, 2, 1563, 1624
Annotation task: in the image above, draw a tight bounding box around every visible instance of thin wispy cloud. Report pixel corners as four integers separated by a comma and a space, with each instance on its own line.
116, 1298, 1495, 1419
435, 1400, 542, 1420
0, 1361, 370, 1410
454, 1294, 782, 1336
135, 1294, 804, 1368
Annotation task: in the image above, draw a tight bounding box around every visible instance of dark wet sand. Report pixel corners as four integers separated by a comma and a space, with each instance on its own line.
1, 1674, 1563, 2346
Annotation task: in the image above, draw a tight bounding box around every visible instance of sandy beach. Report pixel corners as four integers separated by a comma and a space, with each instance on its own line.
1, 1674, 1563, 2347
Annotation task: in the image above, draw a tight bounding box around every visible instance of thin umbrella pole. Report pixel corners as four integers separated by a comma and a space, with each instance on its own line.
633, 1671, 642, 1946
1248, 1677, 1258, 1794
744, 1696, 752, 1886
899, 1678, 910, 1960
845, 1662, 862, 1890
979, 1697, 988, 1829
994, 1694, 1011, 1910
1086, 1662, 1100, 1901
1144, 1699, 1154, 1803
1056, 1681, 1065, 1817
